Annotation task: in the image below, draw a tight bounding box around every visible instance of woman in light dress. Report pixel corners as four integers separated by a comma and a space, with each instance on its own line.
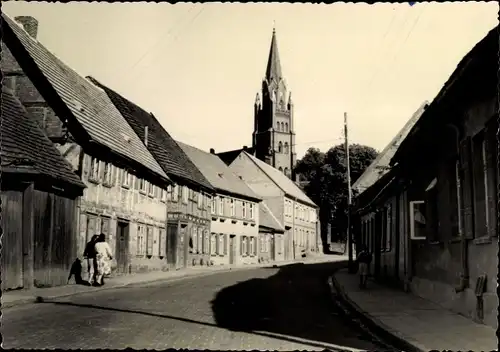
94, 233, 113, 286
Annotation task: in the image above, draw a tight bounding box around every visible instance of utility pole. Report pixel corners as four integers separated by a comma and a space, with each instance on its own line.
344, 112, 354, 273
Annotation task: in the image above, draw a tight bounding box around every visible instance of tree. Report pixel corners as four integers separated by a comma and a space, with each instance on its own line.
295, 144, 378, 250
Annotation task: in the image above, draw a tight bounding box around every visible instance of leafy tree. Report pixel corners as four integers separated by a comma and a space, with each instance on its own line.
295, 144, 378, 250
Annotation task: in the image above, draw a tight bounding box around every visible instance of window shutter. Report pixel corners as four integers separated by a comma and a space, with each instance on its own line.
485, 120, 498, 237
159, 229, 166, 257
459, 137, 474, 239
198, 229, 203, 253
240, 236, 244, 256
98, 161, 105, 181
87, 216, 96, 241
223, 234, 228, 255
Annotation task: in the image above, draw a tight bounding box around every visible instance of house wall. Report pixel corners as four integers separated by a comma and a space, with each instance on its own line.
409, 97, 498, 329
166, 185, 211, 269
66, 146, 169, 274
208, 193, 259, 266
258, 232, 274, 263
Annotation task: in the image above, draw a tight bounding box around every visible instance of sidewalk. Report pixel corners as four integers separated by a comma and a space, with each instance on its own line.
332, 268, 497, 352
2, 254, 346, 309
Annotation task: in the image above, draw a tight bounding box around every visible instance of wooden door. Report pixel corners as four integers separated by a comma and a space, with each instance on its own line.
166, 222, 178, 268
374, 212, 382, 278
179, 225, 187, 269
1, 190, 24, 291
115, 221, 130, 274
270, 234, 275, 261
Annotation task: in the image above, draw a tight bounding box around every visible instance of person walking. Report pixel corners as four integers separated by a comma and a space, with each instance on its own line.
83, 234, 99, 285
94, 233, 113, 286
357, 245, 372, 289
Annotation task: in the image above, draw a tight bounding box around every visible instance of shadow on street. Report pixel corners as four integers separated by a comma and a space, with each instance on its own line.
210, 261, 378, 351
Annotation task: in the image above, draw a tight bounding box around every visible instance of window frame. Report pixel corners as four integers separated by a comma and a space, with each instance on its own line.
218, 196, 224, 216
249, 203, 254, 220
90, 157, 100, 181
230, 198, 235, 217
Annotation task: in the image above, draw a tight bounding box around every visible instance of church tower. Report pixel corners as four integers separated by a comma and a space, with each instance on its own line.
252, 28, 297, 181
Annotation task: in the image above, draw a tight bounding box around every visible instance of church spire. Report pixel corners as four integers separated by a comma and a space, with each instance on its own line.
265, 27, 283, 83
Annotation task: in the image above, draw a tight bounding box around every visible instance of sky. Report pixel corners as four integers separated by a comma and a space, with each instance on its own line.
3, 2, 498, 159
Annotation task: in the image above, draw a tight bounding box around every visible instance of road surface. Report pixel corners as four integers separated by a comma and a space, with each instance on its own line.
2, 262, 387, 351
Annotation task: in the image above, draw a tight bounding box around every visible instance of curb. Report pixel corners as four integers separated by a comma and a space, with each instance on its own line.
328, 273, 426, 352
3, 257, 340, 309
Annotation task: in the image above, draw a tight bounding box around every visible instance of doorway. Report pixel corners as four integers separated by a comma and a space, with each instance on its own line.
167, 222, 178, 269
270, 234, 275, 261
115, 221, 130, 274
229, 235, 236, 265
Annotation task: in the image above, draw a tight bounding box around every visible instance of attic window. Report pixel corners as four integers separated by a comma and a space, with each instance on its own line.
72, 99, 84, 112
120, 133, 132, 143
218, 173, 224, 178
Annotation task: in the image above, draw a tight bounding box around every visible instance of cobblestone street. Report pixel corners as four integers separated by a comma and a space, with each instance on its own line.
2, 262, 385, 351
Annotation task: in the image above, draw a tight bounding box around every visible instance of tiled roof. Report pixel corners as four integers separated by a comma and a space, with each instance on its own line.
259, 202, 285, 232
176, 141, 261, 201
216, 147, 255, 166
352, 101, 428, 195
242, 152, 317, 207
2, 14, 169, 181
1, 87, 85, 189
88, 77, 215, 193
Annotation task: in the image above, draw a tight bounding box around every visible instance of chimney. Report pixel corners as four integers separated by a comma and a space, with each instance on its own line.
209, 148, 215, 154
144, 126, 149, 146
243, 145, 247, 150
15, 16, 38, 39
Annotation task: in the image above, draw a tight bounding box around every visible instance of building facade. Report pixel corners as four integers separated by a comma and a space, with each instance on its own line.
88, 78, 216, 271
228, 151, 319, 261
178, 143, 262, 266
258, 202, 286, 263
217, 28, 297, 181
2, 15, 173, 276
355, 26, 498, 329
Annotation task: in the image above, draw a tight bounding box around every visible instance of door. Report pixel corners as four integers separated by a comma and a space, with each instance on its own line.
374, 212, 382, 278
180, 225, 187, 269
1, 190, 24, 291
229, 235, 236, 265
166, 222, 178, 268
115, 221, 130, 274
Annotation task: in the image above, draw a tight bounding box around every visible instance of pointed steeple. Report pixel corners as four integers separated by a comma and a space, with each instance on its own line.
265, 27, 283, 83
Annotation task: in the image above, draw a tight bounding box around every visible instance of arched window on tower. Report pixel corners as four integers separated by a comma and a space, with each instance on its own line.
284, 167, 289, 177
285, 122, 289, 132
281, 122, 285, 132
278, 141, 283, 153
276, 122, 281, 131
284, 142, 289, 154
278, 167, 283, 172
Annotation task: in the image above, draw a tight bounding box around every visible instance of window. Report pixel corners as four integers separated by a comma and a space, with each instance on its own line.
249, 203, 254, 220
197, 228, 203, 254
230, 199, 235, 217
278, 141, 283, 153
103, 163, 112, 184
138, 178, 146, 193
146, 226, 154, 256
211, 233, 217, 255
218, 234, 224, 255
279, 167, 283, 172
211, 196, 217, 215
284, 142, 289, 154
241, 236, 247, 256
266, 236, 270, 253
285, 122, 289, 132
198, 192, 203, 208
172, 184, 179, 201
159, 228, 166, 257
385, 206, 392, 251
472, 132, 489, 238
218, 196, 224, 216
276, 122, 281, 131
250, 237, 256, 256
136, 225, 146, 256
242, 202, 247, 218
204, 230, 210, 254
90, 157, 100, 181
190, 227, 197, 254
161, 187, 168, 202
410, 201, 426, 240
182, 186, 189, 204
122, 169, 131, 187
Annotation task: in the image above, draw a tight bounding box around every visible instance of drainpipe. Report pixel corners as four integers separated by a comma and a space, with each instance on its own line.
292, 195, 297, 260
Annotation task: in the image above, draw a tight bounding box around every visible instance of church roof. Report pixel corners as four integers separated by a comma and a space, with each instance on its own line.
265, 28, 283, 83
